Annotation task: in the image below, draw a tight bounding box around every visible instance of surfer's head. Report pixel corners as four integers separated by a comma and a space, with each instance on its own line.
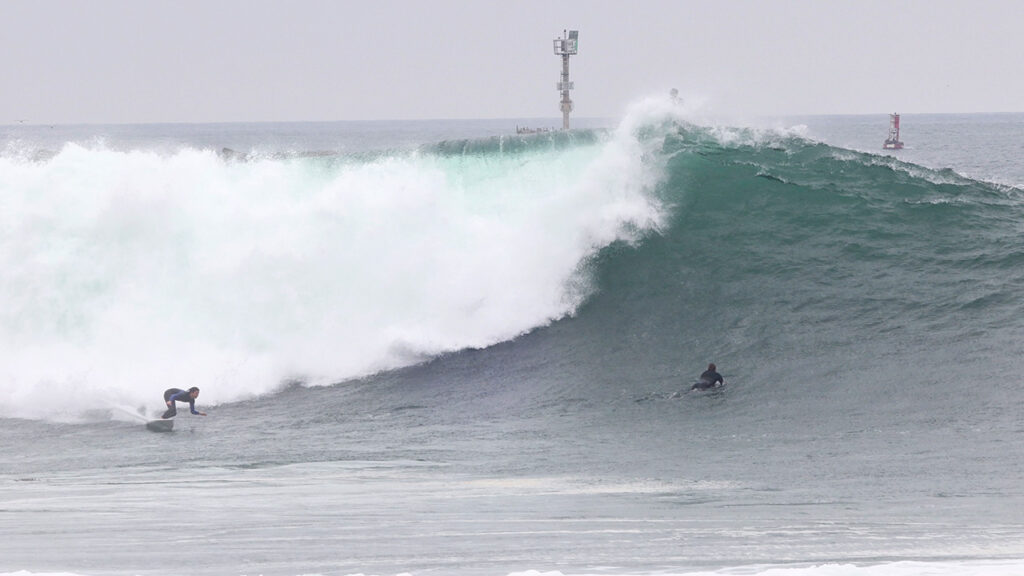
707, 363, 716, 371
188, 386, 200, 398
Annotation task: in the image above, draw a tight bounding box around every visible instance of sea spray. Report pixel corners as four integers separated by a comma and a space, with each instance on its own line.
0, 112, 675, 421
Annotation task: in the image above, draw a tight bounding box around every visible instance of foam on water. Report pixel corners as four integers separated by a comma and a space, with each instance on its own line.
0, 108, 673, 421
8, 559, 1024, 576
508, 560, 1024, 576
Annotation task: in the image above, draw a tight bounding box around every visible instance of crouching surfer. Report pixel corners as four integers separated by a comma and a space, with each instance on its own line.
691, 363, 725, 391
162, 387, 207, 419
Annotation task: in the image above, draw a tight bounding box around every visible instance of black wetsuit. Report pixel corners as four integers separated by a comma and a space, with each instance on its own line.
162, 388, 198, 419
692, 369, 724, 390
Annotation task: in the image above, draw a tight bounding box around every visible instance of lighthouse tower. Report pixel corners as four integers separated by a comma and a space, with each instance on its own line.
553, 30, 578, 130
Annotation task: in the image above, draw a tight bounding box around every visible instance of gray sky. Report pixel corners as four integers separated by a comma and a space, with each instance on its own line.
3, 0, 1022, 124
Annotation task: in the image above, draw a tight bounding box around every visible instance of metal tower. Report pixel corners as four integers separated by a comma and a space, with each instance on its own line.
553, 30, 578, 130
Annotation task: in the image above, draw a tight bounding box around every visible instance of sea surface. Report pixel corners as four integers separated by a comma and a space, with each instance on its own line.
2, 98, 1023, 576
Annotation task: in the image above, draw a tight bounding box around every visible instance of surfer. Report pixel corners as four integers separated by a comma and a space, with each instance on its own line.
162, 387, 207, 419
692, 363, 725, 391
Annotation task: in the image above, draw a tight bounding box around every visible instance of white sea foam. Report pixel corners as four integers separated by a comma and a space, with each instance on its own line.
7, 559, 1024, 576
506, 560, 1024, 576
0, 112, 673, 422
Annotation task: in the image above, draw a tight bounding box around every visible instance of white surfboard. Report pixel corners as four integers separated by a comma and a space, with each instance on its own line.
145, 419, 174, 432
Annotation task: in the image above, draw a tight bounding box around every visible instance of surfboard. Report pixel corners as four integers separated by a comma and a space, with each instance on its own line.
146, 419, 174, 432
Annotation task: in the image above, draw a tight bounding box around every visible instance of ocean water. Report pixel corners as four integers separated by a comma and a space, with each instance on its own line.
2, 98, 1023, 576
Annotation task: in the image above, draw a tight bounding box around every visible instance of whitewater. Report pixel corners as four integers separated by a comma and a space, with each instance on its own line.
1, 115, 663, 420
2, 98, 1023, 576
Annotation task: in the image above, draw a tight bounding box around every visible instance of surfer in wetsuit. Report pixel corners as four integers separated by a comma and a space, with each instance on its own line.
162, 387, 207, 419
692, 363, 725, 391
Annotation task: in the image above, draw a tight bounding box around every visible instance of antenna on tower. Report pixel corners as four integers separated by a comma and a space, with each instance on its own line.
553, 29, 578, 130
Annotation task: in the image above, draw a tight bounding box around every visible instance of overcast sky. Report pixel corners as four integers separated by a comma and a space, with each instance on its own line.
3, 0, 1022, 124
